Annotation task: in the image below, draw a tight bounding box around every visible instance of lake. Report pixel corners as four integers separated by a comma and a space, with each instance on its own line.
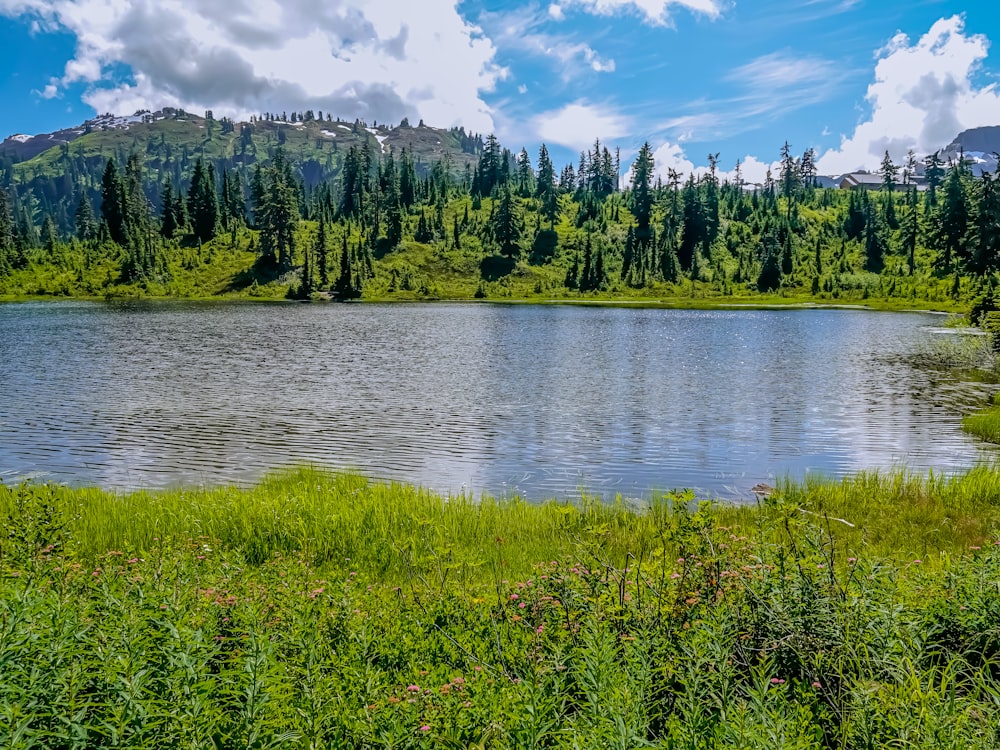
0, 301, 996, 499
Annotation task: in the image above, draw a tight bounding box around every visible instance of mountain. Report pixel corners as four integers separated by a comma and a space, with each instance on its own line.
0, 108, 485, 235
940, 126, 1000, 176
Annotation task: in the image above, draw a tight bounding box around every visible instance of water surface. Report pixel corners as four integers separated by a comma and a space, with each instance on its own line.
1, 301, 995, 499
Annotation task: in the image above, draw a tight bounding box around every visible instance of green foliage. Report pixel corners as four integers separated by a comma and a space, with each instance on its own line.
3, 468, 1000, 747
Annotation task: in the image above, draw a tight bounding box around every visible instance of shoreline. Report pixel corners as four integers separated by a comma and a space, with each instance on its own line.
0, 291, 967, 314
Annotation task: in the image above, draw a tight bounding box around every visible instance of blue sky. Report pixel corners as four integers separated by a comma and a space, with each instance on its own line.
1, 0, 999, 180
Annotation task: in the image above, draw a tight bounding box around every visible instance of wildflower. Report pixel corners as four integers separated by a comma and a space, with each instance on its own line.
473, 666, 482, 672
770, 678, 786, 685
812, 681, 822, 688
419, 725, 430, 732
518, 602, 526, 609
510, 593, 519, 601
677, 557, 685, 563
536, 625, 544, 634
407, 685, 421, 692
817, 564, 825, 569
670, 572, 682, 580
349, 571, 356, 577
847, 557, 857, 564
912, 559, 922, 564
127, 557, 139, 564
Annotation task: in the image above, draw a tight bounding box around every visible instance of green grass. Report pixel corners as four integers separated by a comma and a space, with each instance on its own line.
964, 391, 1000, 443
3, 468, 1000, 747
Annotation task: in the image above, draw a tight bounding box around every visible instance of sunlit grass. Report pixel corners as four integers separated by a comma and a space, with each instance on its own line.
3, 468, 1000, 747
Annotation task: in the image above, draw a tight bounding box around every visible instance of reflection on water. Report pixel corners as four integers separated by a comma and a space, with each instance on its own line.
0, 301, 996, 499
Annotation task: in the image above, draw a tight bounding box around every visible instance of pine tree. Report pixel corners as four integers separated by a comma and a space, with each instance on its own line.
315, 220, 329, 288
75, 190, 96, 242
923, 151, 946, 208
101, 158, 126, 245
757, 229, 782, 292
864, 201, 886, 273
254, 149, 299, 269
967, 171, 1000, 276
160, 177, 178, 239
0, 189, 12, 276
937, 165, 970, 271
187, 159, 219, 243
491, 185, 521, 258
679, 175, 704, 271
880, 151, 899, 229
900, 188, 920, 275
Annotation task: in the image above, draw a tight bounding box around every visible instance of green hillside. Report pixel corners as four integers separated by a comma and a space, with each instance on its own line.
0, 112, 995, 314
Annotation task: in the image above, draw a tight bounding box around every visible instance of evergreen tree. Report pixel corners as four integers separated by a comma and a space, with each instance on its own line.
315, 220, 329, 288
187, 159, 219, 243
781, 230, 793, 276
491, 185, 522, 258
254, 149, 299, 269
967, 171, 1000, 276
335, 233, 360, 299
160, 177, 178, 239
74, 190, 96, 242
864, 201, 886, 273
0, 189, 16, 275
515, 148, 533, 196
757, 229, 782, 292
924, 151, 946, 208
101, 158, 126, 245
937, 165, 970, 270
679, 175, 704, 271
630, 143, 655, 242
900, 188, 920, 275
880, 151, 899, 229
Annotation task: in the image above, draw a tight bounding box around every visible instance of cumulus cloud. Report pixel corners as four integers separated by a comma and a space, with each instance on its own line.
555, 0, 724, 25
648, 141, 775, 184
816, 15, 1000, 174
0, 0, 503, 131
532, 101, 630, 151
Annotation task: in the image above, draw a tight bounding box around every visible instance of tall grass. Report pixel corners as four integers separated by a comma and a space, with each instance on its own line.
2, 468, 1000, 748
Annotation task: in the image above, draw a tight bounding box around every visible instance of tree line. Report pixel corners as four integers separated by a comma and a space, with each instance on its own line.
1, 131, 999, 311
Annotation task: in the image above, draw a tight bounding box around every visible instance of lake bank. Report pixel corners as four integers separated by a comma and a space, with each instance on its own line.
3, 467, 1000, 747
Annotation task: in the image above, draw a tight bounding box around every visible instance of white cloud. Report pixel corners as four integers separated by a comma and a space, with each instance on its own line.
548, 3, 565, 20
816, 15, 1000, 174
726, 50, 840, 93
556, 0, 724, 25
645, 141, 775, 185
654, 51, 848, 144
650, 141, 696, 176
478, 7, 615, 81
0, 0, 502, 132
532, 101, 630, 151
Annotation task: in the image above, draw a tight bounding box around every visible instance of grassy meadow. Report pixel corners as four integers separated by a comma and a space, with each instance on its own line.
4, 467, 1000, 748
